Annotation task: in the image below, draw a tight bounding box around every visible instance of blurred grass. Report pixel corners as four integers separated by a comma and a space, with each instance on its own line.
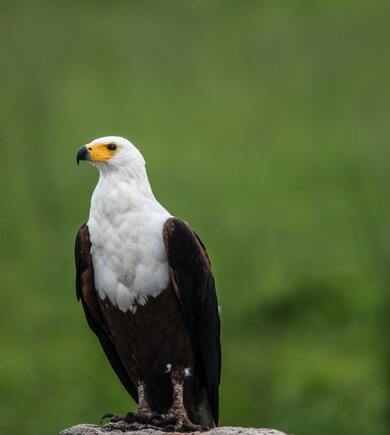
0, 1, 389, 434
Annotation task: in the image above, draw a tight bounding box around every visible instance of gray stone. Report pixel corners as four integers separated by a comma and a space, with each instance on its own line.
60, 421, 288, 435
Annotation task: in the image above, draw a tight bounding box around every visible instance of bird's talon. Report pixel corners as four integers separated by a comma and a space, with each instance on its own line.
99, 413, 115, 425
162, 425, 177, 432
124, 412, 136, 423
148, 412, 162, 424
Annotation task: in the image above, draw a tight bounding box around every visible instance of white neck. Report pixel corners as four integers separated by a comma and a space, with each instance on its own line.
91, 164, 167, 216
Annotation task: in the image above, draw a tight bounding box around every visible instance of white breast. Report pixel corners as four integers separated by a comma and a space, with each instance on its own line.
87, 175, 172, 313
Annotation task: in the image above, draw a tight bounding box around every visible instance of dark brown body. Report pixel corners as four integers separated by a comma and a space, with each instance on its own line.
98, 289, 202, 420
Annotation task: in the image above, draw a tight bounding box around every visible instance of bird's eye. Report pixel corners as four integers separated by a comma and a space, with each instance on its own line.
107, 143, 117, 151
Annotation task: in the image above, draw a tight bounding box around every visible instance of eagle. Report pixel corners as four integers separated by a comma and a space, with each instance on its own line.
75, 136, 221, 431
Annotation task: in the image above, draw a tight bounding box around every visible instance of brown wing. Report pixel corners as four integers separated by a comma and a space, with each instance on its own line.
75, 224, 138, 402
163, 218, 221, 425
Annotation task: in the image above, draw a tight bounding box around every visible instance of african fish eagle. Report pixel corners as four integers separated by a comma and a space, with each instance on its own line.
75, 136, 221, 431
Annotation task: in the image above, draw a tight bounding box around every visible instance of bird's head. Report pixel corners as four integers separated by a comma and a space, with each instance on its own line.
76, 136, 145, 172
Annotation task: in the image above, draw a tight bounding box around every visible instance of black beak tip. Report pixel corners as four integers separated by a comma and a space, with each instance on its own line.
77, 147, 89, 166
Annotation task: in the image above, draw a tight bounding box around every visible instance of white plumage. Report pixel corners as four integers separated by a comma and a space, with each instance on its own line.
86, 136, 172, 313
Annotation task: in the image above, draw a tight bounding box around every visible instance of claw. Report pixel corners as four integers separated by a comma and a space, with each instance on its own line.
148, 412, 162, 424
99, 413, 115, 425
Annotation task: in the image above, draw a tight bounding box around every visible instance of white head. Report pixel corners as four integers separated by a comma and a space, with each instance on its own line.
77, 136, 145, 173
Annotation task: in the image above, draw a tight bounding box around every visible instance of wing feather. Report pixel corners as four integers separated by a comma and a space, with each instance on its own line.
163, 218, 221, 425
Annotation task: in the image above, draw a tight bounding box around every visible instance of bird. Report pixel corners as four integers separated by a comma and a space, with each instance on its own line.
75, 136, 221, 431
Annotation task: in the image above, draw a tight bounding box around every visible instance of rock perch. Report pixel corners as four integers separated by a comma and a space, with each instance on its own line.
60, 421, 288, 435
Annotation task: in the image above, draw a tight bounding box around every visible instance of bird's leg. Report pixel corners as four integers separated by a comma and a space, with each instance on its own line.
111, 381, 157, 424
136, 381, 153, 415
157, 367, 203, 432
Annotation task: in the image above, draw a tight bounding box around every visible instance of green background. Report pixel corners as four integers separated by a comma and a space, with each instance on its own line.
0, 1, 388, 434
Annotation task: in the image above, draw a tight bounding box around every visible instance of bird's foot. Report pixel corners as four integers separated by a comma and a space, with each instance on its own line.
109, 410, 160, 425
101, 410, 205, 432
153, 411, 205, 432
100, 413, 115, 425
